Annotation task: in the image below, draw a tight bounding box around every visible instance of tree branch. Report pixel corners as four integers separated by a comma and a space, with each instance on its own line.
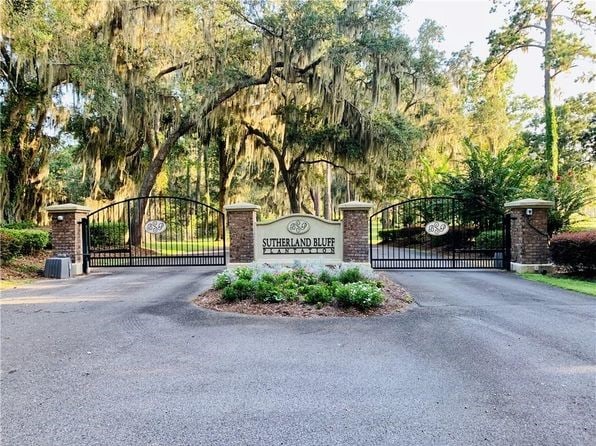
242, 120, 283, 159
301, 158, 355, 175
155, 57, 208, 79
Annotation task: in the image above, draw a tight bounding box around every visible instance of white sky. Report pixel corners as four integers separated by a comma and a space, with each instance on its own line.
402, 0, 595, 103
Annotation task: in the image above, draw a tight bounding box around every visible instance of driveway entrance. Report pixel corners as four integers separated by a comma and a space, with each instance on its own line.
1, 269, 594, 445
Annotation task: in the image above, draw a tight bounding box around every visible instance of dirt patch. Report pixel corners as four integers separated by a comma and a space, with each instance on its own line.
0, 250, 49, 282
194, 273, 412, 318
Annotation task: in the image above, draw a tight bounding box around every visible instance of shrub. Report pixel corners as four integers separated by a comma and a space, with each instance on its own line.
1, 221, 36, 229
475, 230, 503, 250
334, 282, 384, 310
0, 228, 49, 261
254, 281, 285, 303
214, 271, 234, 290
318, 270, 335, 284
550, 231, 596, 273
337, 267, 365, 284
234, 266, 254, 281
0, 231, 23, 263
303, 284, 333, 305
378, 227, 425, 243
89, 222, 126, 246
221, 279, 255, 301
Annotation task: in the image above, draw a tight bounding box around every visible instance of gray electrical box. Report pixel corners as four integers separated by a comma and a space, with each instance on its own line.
44, 257, 71, 279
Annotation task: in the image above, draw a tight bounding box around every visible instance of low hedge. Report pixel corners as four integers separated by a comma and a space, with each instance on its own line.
475, 230, 503, 250
378, 226, 425, 243
550, 231, 596, 273
0, 228, 50, 263
89, 222, 127, 246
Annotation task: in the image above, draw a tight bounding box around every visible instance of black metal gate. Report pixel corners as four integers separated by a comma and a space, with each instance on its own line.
82, 196, 225, 271
370, 197, 510, 269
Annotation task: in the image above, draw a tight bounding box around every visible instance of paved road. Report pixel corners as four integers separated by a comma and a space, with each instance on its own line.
1, 268, 594, 445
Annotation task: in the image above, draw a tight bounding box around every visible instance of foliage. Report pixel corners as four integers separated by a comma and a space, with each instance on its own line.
221, 279, 256, 302
334, 282, 384, 310
488, 0, 596, 179
475, 230, 503, 250
215, 263, 384, 311
89, 223, 127, 246
434, 141, 535, 221
550, 231, 596, 273
534, 178, 593, 234
303, 284, 334, 305
0, 228, 50, 262
378, 227, 425, 243
337, 267, 366, 284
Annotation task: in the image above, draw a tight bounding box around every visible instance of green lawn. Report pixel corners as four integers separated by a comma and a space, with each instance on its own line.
520, 273, 596, 297
143, 238, 224, 254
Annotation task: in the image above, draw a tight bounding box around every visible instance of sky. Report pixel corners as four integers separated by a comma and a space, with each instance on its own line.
402, 0, 595, 103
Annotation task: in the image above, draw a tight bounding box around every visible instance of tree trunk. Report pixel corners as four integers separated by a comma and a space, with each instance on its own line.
323, 163, 332, 220
544, 0, 559, 180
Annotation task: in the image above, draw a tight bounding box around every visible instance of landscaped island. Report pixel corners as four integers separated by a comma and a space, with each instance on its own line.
195, 263, 412, 317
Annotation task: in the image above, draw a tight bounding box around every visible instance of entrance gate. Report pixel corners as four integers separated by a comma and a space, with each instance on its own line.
370, 197, 510, 270
82, 196, 225, 272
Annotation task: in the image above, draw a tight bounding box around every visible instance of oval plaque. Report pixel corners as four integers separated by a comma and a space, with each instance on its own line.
144, 220, 167, 234
287, 219, 310, 235
425, 221, 449, 236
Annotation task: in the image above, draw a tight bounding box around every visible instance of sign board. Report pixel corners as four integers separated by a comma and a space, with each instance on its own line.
425, 221, 449, 236
144, 219, 167, 234
255, 214, 342, 262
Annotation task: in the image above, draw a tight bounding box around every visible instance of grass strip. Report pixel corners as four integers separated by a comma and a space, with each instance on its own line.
520, 273, 596, 297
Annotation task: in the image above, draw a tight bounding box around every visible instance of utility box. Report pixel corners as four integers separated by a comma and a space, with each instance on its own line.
44, 257, 71, 279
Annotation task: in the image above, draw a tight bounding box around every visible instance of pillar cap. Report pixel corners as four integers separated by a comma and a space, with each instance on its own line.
46, 203, 92, 213
504, 198, 554, 209
337, 201, 374, 211
224, 203, 261, 212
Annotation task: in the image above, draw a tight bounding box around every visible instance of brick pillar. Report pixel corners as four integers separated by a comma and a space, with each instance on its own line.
504, 198, 554, 273
224, 203, 260, 263
46, 203, 91, 275
338, 201, 373, 263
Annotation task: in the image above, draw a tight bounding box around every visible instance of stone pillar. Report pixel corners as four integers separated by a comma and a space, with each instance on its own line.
224, 203, 260, 264
338, 201, 373, 263
46, 203, 91, 275
504, 198, 554, 273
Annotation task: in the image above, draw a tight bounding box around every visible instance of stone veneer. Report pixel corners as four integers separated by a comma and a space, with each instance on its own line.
46, 204, 91, 275
338, 201, 374, 263
223, 203, 260, 263
504, 198, 554, 273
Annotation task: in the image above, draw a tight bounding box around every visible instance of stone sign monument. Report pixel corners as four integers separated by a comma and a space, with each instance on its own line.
255, 214, 343, 263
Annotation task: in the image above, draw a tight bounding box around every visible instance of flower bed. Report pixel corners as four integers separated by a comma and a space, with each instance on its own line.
195, 262, 412, 317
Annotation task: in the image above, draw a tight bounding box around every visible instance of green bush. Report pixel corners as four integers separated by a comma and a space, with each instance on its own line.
221, 279, 256, 301
550, 231, 596, 273
214, 272, 234, 290
1, 221, 37, 229
475, 230, 503, 250
254, 281, 285, 303
337, 267, 365, 284
89, 222, 126, 246
234, 266, 254, 281
318, 270, 335, 284
303, 284, 333, 305
0, 228, 49, 262
334, 282, 384, 310
378, 227, 425, 243
0, 231, 24, 263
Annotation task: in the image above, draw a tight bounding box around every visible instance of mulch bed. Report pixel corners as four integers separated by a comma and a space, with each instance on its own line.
0, 250, 49, 281
194, 273, 413, 318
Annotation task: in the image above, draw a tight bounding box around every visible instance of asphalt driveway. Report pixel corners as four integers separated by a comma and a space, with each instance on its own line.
1, 268, 594, 445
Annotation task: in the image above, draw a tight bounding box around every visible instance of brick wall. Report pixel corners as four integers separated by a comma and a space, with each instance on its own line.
509, 208, 550, 264
226, 210, 257, 263
50, 210, 88, 263
342, 209, 370, 262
